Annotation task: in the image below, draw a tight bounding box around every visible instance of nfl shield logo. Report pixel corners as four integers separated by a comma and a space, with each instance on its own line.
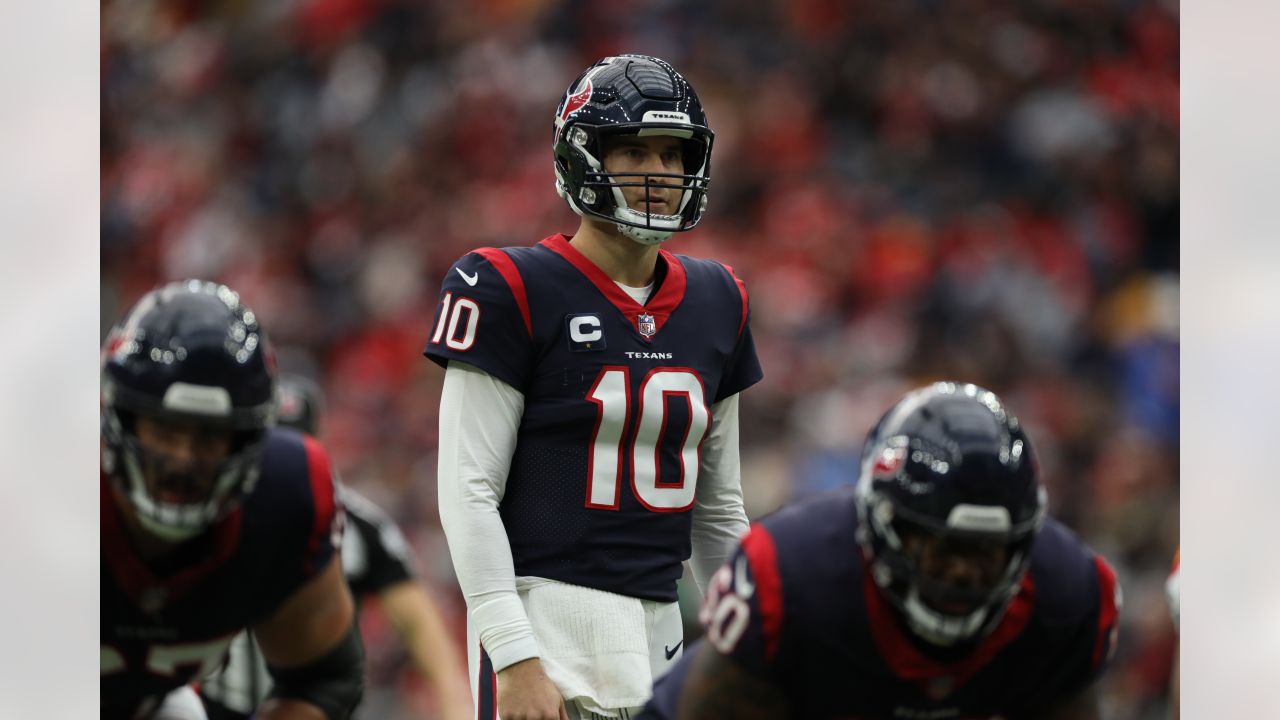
637, 313, 657, 338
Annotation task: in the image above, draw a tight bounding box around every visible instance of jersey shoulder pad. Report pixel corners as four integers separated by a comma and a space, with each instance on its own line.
1027, 519, 1123, 685
1029, 519, 1115, 628
757, 486, 861, 563
252, 428, 341, 577
424, 247, 536, 388
673, 254, 750, 330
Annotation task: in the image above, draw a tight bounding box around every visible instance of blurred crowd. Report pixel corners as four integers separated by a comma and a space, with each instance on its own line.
101, 0, 1179, 717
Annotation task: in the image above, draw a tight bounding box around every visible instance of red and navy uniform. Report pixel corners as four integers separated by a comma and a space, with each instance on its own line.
641, 487, 1121, 719
101, 429, 341, 720
424, 233, 762, 603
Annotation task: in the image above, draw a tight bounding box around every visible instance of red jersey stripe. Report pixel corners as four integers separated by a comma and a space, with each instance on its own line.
720, 262, 750, 338
541, 234, 688, 340
1092, 554, 1121, 667
474, 247, 533, 337
742, 526, 785, 661
301, 434, 336, 577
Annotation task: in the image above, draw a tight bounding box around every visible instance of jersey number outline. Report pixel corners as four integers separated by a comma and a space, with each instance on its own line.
430, 291, 481, 351
586, 367, 710, 512
700, 561, 752, 654
101, 635, 234, 680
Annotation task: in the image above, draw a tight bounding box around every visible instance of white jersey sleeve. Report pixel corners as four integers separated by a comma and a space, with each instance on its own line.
688, 393, 750, 594
437, 359, 540, 672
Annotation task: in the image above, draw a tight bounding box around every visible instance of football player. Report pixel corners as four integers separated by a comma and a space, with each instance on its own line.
200, 374, 472, 720
101, 281, 363, 719
640, 382, 1122, 720
425, 55, 763, 720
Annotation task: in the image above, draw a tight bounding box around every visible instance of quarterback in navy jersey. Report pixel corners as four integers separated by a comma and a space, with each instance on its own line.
641, 383, 1122, 720
425, 55, 762, 720
101, 281, 363, 720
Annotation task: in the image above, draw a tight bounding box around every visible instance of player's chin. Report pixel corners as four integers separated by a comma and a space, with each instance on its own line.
638, 201, 673, 216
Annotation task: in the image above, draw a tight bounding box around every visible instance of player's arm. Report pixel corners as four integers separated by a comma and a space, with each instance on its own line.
438, 360, 566, 720
253, 556, 363, 720
688, 393, 750, 593
342, 492, 473, 720
675, 641, 788, 720
379, 582, 473, 720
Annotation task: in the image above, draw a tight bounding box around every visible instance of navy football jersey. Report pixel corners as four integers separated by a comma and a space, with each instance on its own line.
101, 428, 342, 719
642, 487, 1121, 719
200, 487, 414, 720
424, 234, 762, 602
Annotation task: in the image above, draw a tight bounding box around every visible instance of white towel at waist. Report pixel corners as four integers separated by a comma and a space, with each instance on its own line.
516, 576, 655, 716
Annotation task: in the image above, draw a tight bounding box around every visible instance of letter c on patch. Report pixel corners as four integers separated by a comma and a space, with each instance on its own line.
569, 315, 602, 342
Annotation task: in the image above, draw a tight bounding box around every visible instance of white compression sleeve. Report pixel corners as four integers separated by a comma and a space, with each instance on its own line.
688, 393, 751, 594
437, 360, 540, 672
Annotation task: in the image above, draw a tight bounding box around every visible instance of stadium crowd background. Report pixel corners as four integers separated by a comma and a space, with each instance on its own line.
101, 1, 1179, 717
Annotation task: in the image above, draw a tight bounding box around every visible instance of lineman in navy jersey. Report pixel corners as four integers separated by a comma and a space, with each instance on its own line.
200, 375, 472, 720
641, 383, 1122, 720
100, 281, 363, 719
200, 489, 471, 720
425, 55, 762, 720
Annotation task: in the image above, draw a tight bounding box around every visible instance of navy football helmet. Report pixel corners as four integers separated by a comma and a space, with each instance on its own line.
101, 280, 277, 541
553, 54, 713, 245
276, 373, 325, 436
855, 382, 1046, 646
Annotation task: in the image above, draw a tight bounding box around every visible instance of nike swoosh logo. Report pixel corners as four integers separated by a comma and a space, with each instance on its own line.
456, 267, 479, 286
664, 640, 683, 660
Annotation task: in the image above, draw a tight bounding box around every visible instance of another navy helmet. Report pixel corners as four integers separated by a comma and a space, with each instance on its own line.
276, 373, 325, 436
855, 382, 1046, 646
553, 54, 713, 245
101, 280, 277, 541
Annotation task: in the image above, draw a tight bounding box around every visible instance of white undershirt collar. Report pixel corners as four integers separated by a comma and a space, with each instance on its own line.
614, 280, 654, 305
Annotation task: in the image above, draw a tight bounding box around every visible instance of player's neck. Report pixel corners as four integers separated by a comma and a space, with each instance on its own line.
569, 220, 661, 287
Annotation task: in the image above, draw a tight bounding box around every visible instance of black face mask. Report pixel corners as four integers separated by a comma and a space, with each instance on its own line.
913, 572, 1001, 617
135, 445, 227, 507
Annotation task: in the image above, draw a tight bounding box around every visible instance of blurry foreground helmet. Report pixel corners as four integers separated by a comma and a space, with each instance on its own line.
101, 280, 276, 541
855, 382, 1046, 646
276, 373, 324, 436
553, 54, 713, 245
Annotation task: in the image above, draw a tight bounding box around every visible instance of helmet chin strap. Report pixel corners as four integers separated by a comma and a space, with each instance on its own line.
617, 222, 673, 245
903, 587, 990, 646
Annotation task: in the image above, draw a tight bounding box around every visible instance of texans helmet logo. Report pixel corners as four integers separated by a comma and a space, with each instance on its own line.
872, 444, 907, 478
560, 78, 593, 123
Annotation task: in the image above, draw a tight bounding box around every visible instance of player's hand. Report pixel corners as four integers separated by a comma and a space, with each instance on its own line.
496, 658, 568, 720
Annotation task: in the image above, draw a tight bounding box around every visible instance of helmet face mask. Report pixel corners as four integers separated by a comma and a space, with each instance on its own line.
552, 55, 714, 245
855, 382, 1046, 647
101, 280, 276, 542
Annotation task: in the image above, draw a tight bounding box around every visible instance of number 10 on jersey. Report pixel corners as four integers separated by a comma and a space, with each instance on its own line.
586, 367, 709, 512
